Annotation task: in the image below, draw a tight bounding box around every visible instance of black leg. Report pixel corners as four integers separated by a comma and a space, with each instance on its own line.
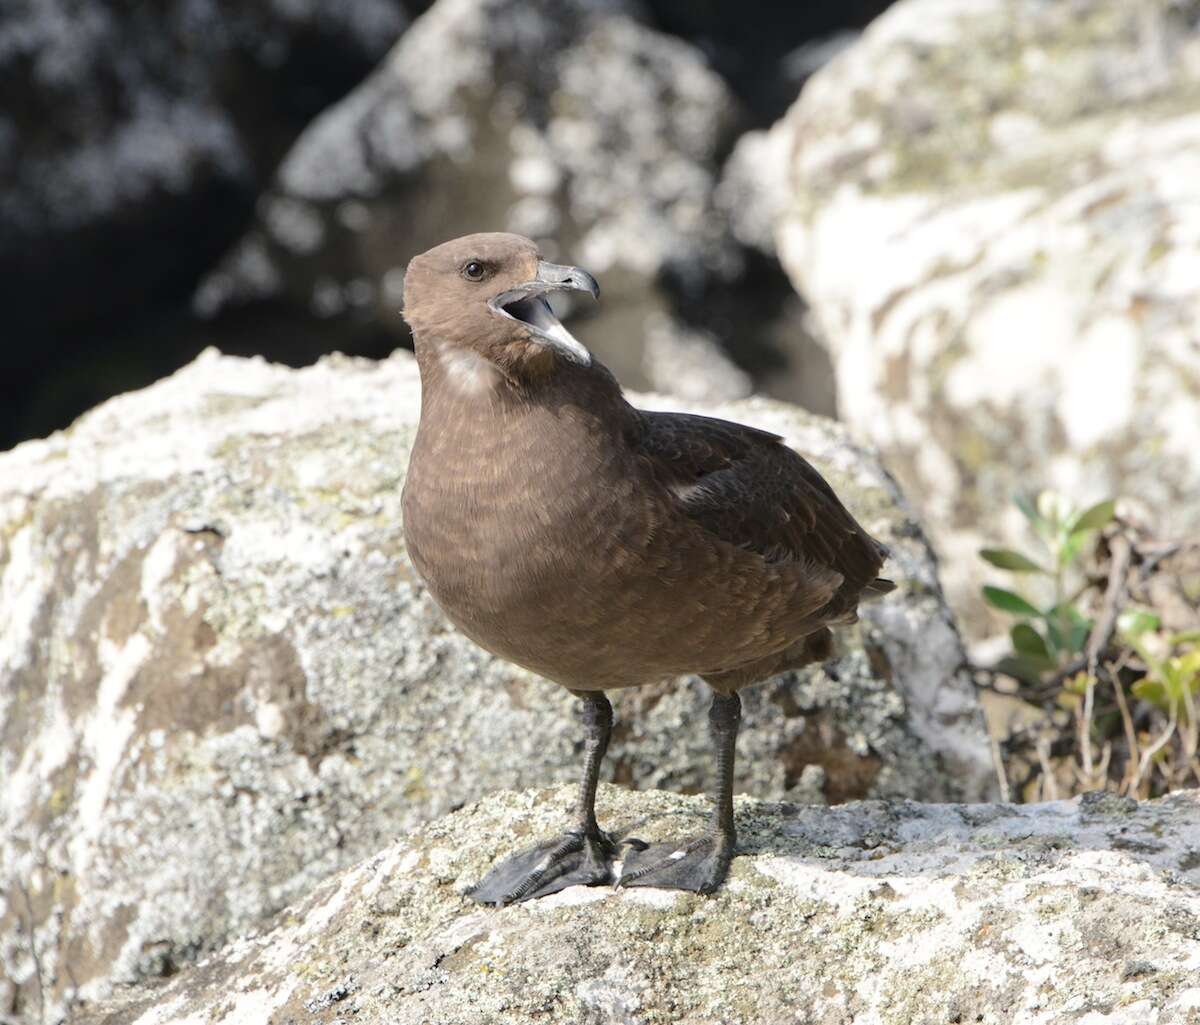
617, 690, 741, 894
468, 691, 618, 905
710, 689, 740, 850
574, 690, 612, 835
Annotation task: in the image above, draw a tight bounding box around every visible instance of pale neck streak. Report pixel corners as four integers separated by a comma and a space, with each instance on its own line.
435, 343, 502, 397
413, 331, 632, 440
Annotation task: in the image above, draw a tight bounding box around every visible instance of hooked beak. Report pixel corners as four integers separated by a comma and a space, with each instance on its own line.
488, 260, 600, 366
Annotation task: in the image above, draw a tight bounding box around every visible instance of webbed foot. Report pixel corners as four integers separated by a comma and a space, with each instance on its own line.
615, 833, 734, 894
468, 830, 617, 906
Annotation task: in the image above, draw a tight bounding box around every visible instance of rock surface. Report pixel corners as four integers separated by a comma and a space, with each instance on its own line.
77, 784, 1200, 1025
0, 348, 991, 1020
768, 0, 1200, 628
196, 0, 813, 400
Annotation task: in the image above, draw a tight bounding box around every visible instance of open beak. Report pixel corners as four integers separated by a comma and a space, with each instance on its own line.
488, 260, 600, 366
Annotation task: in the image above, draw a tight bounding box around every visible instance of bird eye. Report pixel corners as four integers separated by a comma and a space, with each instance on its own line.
462, 260, 486, 282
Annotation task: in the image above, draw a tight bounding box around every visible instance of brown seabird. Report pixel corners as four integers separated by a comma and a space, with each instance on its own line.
401, 233, 893, 903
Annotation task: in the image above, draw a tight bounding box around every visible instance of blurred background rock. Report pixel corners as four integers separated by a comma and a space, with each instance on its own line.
774, 0, 1200, 630
0, 0, 892, 455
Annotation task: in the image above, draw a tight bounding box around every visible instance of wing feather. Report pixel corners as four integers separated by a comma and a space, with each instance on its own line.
635, 410, 891, 618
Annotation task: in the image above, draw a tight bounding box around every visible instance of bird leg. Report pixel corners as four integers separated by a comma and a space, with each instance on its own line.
468, 691, 618, 905
616, 690, 741, 894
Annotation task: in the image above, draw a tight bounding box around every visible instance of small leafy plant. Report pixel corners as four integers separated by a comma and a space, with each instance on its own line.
1122, 612, 1200, 721
979, 491, 1200, 800
980, 491, 1115, 684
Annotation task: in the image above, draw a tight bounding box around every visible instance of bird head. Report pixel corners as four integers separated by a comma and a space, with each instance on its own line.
402, 232, 600, 385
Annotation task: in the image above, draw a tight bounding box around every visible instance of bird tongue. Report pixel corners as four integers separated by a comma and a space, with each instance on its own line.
505, 295, 560, 332
505, 295, 591, 365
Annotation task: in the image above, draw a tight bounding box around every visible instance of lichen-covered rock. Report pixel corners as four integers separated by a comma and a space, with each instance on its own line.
194, 0, 782, 397
768, 0, 1200, 629
0, 349, 990, 1021
76, 785, 1200, 1025
0, 0, 407, 385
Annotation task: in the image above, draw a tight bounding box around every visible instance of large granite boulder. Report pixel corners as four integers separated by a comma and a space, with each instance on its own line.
766, 0, 1200, 629
0, 349, 990, 1020
0, 0, 408, 443
77, 784, 1200, 1024
195, 0, 813, 400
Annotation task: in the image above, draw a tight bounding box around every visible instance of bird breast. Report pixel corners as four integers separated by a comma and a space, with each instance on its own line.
402, 394, 648, 665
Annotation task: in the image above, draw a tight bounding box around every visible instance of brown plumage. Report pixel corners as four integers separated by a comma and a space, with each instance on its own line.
401, 232, 894, 902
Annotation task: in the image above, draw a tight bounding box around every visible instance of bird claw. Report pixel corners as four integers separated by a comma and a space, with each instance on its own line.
614, 834, 734, 894
467, 830, 617, 906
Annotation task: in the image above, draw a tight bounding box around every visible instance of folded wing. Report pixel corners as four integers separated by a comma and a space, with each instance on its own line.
635, 410, 893, 622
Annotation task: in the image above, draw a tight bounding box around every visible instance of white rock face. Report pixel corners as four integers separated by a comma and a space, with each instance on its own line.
0, 349, 991, 1021
768, 0, 1200, 628
75, 785, 1200, 1025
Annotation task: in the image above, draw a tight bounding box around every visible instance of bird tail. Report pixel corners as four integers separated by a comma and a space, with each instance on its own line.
801, 626, 834, 663
862, 577, 896, 602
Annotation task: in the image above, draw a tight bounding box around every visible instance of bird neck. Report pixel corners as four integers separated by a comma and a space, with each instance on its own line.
413, 332, 630, 424
415, 336, 504, 400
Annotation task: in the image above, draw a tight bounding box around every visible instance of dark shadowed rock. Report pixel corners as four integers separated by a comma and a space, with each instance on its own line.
0, 349, 991, 1020
641, 0, 894, 123
0, 0, 408, 446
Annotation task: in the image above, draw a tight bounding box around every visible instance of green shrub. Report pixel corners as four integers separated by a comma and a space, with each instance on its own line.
980, 491, 1200, 800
